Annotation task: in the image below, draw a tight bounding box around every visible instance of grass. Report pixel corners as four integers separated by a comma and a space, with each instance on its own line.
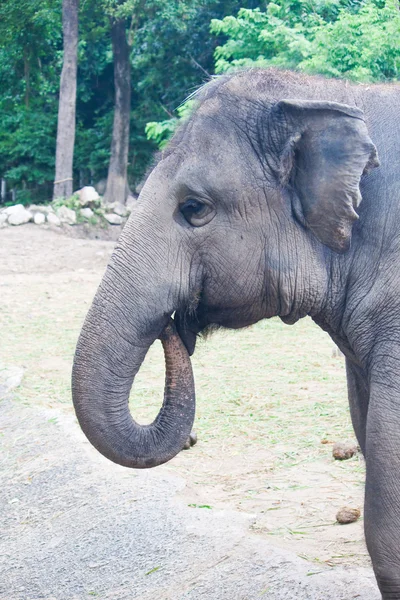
134, 317, 353, 456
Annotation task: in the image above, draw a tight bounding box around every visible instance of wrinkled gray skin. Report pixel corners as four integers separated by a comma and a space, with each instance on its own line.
73, 69, 400, 598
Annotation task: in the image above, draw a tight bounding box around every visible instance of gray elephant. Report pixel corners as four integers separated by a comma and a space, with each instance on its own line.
72, 69, 400, 598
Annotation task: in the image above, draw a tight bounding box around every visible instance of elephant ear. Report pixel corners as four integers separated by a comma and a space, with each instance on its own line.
271, 99, 379, 253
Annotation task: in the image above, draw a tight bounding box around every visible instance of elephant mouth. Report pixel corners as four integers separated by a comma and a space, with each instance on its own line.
175, 303, 263, 355
174, 309, 204, 356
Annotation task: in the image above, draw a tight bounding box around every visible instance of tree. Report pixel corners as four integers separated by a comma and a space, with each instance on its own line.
103, 14, 131, 205
0, 0, 259, 204
102, 0, 252, 204
53, 0, 79, 200
210, 0, 400, 81
0, 0, 61, 204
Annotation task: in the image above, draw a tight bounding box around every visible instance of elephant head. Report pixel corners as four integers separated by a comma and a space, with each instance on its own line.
72, 73, 378, 469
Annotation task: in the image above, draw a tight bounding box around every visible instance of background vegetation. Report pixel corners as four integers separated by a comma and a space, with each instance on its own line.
0, 0, 399, 205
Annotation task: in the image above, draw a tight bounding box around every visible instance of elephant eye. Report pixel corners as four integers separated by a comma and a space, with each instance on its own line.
179, 198, 215, 227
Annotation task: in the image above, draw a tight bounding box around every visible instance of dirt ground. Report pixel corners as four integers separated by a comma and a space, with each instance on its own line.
0, 225, 380, 599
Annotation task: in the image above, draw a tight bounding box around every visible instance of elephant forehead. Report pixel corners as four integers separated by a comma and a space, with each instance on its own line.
157, 132, 245, 196
196, 94, 223, 117
187, 106, 240, 149
170, 151, 245, 197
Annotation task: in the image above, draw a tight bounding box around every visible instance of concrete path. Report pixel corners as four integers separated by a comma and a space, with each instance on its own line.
1, 398, 380, 600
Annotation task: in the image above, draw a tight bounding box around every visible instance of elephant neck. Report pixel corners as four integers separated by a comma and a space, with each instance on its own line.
274, 235, 333, 326
309, 249, 358, 356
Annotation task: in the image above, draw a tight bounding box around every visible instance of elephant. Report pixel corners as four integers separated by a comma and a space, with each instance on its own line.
72, 68, 400, 598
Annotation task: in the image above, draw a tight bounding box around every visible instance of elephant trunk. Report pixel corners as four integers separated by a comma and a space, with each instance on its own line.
73, 316, 195, 468
72, 222, 196, 468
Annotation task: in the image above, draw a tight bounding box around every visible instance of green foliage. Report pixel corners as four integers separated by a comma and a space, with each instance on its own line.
210, 0, 400, 82
300, 0, 400, 81
52, 192, 103, 225
145, 99, 196, 149
52, 193, 82, 212
145, 119, 177, 150
0, 0, 252, 203
131, 1, 256, 166
0, 0, 61, 203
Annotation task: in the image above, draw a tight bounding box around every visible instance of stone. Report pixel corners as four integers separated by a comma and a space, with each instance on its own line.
78, 186, 100, 206
57, 205, 76, 225
0, 213, 8, 227
47, 212, 61, 226
126, 194, 137, 212
7, 205, 33, 226
33, 212, 46, 225
332, 441, 358, 460
28, 204, 53, 214
104, 213, 123, 225
336, 507, 361, 524
112, 202, 128, 217
3, 203, 25, 216
80, 207, 94, 219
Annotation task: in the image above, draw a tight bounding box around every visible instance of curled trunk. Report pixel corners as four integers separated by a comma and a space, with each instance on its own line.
72, 318, 195, 468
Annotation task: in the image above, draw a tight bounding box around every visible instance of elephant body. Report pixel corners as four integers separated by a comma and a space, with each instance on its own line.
72, 69, 400, 598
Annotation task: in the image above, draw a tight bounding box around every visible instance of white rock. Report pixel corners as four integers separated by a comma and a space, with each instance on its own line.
57, 205, 76, 225
112, 202, 128, 217
47, 212, 61, 226
126, 194, 137, 212
8, 206, 33, 226
33, 212, 46, 225
78, 186, 99, 206
3, 203, 25, 216
80, 207, 94, 219
104, 213, 123, 225
0, 213, 8, 227
28, 204, 53, 214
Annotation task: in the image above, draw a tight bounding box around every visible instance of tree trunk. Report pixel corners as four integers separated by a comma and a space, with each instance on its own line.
53, 0, 79, 200
103, 18, 131, 206
1, 179, 6, 203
